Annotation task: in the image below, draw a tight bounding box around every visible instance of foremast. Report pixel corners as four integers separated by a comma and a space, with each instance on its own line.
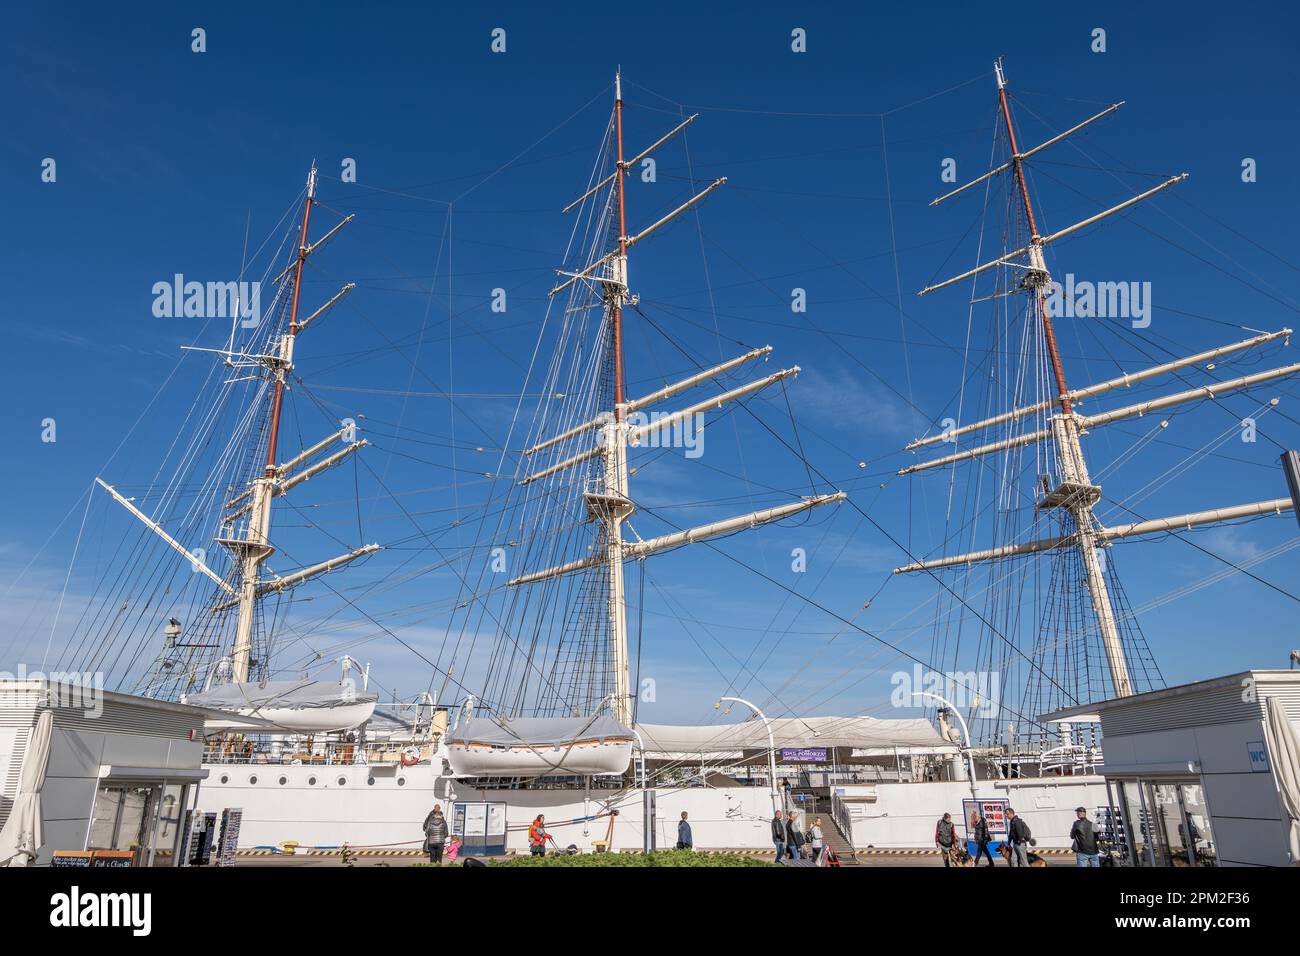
98, 165, 378, 690
517, 73, 845, 725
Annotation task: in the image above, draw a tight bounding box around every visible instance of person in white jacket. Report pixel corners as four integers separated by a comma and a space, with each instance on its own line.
809, 817, 826, 863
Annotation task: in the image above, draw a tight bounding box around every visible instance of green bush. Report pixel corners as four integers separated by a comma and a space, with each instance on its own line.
488, 850, 777, 867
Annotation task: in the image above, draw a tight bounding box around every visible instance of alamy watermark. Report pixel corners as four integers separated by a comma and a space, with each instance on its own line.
1, 664, 104, 718
1045, 273, 1151, 329
152, 274, 262, 328
604, 411, 705, 458
890, 665, 999, 719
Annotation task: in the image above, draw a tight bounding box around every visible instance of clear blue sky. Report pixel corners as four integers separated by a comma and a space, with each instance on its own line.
3, 2, 1299, 725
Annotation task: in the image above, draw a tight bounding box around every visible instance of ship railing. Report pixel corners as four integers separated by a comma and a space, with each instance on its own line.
203, 735, 441, 766
829, 793, 856, 853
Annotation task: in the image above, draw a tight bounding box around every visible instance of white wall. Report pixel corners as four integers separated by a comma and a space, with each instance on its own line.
1102, 716, 1290, 867
200, 762, 449, 849
841, 778, 1108, 849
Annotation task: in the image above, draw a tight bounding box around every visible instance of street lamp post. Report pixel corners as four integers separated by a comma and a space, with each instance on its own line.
717, 697, 779, 815
912, 691, 978, 798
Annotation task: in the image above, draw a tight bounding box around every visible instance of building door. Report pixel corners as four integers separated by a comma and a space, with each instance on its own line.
87, 784, 162, 865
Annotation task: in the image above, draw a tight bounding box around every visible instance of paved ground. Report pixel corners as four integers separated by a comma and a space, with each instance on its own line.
232, 849, 1079, 867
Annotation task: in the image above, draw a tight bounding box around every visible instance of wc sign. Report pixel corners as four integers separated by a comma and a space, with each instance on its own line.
1246, 740, 1270, 773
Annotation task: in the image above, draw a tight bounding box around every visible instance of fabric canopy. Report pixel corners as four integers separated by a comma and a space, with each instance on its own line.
634, 715, 951, 755
0, 709, 53, 867
1264, 696, 1300, 863
186, 679, 378, 711
447, 714, 633, 748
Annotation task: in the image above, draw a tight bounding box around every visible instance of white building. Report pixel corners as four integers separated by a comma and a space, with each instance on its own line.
1042, 670, 1300, 867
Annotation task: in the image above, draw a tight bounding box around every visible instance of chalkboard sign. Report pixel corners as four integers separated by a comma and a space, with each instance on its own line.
92, 850, 134, 867
216, 808, 243, 867
51, 851, 94, 868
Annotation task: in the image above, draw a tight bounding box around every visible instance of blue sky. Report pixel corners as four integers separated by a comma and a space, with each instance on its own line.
3, 2, 1300, 727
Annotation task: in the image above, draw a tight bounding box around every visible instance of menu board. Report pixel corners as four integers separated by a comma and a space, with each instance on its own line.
216, 808, 243, 867
51, 851, 94, 868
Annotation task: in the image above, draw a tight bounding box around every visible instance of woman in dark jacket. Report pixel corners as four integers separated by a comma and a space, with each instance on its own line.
423, 804, 450, 864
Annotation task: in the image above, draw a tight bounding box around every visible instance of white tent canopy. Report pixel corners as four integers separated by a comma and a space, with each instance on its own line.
634, 716, 952, 757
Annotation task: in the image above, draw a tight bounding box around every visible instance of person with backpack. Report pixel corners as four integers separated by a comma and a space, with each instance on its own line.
809, 817, 826, 863
935, 812, 958, 866
1006, 807, 1032, 867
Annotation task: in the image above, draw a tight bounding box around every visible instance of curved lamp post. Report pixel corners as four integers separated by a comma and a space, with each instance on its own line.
717, 696, 779, 814
912, 691, 978, 798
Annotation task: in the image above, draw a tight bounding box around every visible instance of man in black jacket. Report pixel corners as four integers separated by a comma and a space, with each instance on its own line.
972, 813, 996, 867
1006, 807, 1032, 867
771, 811, 787, 863
785, 811, 805, 860
1070, 807, 1100, 867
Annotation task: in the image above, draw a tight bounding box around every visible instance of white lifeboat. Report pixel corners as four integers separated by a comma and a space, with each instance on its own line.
445, 711, 634, 777
186, 679, 378, 733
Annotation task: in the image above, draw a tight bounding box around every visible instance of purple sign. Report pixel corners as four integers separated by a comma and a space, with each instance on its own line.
781, 748, 828, 763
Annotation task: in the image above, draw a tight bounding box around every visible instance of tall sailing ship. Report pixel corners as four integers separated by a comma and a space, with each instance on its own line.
25, 60, 1298, 853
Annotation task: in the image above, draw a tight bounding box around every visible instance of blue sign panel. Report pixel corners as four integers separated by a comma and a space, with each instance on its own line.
781, 747, 828, 763
1246, 740, 1270, 773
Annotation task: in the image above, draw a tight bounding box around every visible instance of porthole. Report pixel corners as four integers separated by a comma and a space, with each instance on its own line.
308, 776, 317, 786
219, 774, 229, 785
397, 777, 406, 786
367, 777, 376, 786
337, 776, 347, 787
248, 775, 258, 785
278, 776, 288, 786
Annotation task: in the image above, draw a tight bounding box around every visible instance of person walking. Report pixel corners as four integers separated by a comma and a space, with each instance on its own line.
972, 813, 996, 867
785, 811, 805, 860
771, 810, 787, 863
528, 814, 549, 857
1006, 807, 1032, 867
1070, 806, 1100, 868
422, 803, 449, 865
677, 811, 694, 850
935, 812, 958, 866
809, 817, 826, 864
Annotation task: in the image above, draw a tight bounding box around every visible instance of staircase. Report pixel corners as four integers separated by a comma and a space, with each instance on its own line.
799, 791, 858, 865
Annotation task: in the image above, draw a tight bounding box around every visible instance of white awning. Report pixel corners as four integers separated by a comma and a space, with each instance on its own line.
634, 716, 949, 756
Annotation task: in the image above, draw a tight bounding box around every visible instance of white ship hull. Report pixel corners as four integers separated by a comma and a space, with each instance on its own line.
196, 765, 1105, 854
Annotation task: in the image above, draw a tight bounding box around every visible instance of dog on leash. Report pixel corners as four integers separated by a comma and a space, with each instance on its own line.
997, 843, 1047, 867
947, 845, 975, 867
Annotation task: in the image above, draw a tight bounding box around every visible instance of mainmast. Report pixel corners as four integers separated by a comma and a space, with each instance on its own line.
604, 69, 633, 725
899, 60, 1300, 705
519, 74, 845, 725
994, 60, 1131, 698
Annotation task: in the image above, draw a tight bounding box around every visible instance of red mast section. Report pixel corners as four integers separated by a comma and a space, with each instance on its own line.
264, 165, 317, 473
612, 71, 629, 420
995, 62, 1073, 416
